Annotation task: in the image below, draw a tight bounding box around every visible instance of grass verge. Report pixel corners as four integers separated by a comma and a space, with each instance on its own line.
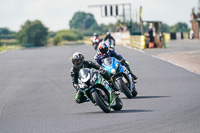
0, 45, 22, 52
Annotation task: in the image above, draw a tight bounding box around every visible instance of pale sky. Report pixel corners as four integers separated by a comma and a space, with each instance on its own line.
0, 0, 198, 32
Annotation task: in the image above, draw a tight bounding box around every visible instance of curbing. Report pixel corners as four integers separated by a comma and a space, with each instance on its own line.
0, 50, 7, 54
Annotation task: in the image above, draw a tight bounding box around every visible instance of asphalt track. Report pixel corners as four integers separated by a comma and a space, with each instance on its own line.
0, 44, 200, 133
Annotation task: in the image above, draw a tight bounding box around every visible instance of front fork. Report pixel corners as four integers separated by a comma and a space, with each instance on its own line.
93, 87, 116, 107
128, 74, 135, 91
115, 74, 133, 93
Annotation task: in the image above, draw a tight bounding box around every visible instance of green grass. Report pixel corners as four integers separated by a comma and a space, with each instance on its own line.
0, 45, 22, 52
0, 39, 22, 52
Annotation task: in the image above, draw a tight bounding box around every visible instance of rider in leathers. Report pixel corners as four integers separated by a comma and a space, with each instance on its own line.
90, 33, 99, 45
70, 52, 119, 103
104, 32, 115, 47
94, 41, 138, 80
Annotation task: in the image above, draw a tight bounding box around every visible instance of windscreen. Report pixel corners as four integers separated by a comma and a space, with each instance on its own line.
79, 68, 90, 82
103, 57, 113, 66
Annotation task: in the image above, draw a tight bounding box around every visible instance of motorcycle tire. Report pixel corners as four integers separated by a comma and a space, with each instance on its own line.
132, 86, 138, 97
116, 78, 133, 98
112, 97, 123, 111
92, 90, 111, 113
94, 43, 98, 50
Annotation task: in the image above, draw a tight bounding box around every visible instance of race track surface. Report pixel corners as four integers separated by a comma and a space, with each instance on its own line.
0, 45, 200, 133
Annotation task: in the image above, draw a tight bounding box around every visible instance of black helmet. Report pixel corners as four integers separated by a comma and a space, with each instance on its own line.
72, 52, 84, 68
99, 41, 108, 55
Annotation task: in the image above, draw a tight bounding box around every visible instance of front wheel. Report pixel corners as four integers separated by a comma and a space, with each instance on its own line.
112, 98, 123, 111
132, 87, 138, 97
116, 78, 133, 98
131, 80, 138, 97
91, 90, 111, 113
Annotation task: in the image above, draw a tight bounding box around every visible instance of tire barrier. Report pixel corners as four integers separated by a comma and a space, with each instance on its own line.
114, 32, 191, 50
163, 33, 170, 43
170, 32, 189, 40
170, 33, 176, 40
130, 35, 145, 49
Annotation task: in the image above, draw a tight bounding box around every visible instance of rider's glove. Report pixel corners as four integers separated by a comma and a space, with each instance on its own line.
74, 84, 79, 91
79, 83, 87, 89
99, 68, 107, 74
120, 59, 126, 64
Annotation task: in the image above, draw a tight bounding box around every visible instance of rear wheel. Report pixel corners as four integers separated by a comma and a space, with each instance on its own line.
116, 78, 133, 98
112, 98, 123, 111
91, 90, 111, 113
94, 43, 98, 50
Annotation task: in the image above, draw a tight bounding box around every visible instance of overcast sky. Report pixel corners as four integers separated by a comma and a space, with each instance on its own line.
0, 0, 198, 32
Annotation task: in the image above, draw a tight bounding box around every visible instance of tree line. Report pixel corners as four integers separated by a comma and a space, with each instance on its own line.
0, 11, 190, 47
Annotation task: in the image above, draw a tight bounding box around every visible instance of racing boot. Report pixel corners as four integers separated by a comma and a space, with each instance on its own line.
123, 61, 138, 80
75, 90, 87, 104
130, 71, 138, 80
127, 69, 138, 80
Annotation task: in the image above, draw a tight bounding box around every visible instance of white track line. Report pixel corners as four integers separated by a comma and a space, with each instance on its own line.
122, 44, 199, 75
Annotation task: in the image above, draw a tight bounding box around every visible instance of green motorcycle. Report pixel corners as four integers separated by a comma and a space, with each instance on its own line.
78, 68, 123, 113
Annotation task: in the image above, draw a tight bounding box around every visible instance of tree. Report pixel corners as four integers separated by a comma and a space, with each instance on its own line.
17, 20, 48, 47
69, 11, 122, 35
162, 23, 170, 32
69, 12, 98, 30
0, 28, 16, 39
170, 22, 189, 32
53, 30, 83, 45
0, 28, 12, 35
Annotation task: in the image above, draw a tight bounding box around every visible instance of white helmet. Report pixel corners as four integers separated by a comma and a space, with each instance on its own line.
106, 32, 110, 36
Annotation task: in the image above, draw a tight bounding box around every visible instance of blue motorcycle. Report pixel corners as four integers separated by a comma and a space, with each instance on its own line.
102, 57, 138, 98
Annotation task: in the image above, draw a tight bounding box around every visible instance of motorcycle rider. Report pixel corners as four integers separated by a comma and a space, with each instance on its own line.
94, 41, 138, 80
90, 33, 99, 45
90, 33, 102, 50
104, 32, 115, 47
70, 52, 119, 104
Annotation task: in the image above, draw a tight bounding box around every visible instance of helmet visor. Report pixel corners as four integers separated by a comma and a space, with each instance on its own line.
100, 47, 108, 54
73, 59, 82, 66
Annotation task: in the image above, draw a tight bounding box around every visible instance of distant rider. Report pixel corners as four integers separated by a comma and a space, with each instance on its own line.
104, 32, 116, 47
70, 52, 119, 104
90, 33, 99, 45
94, 41, 138, 80
90, 33, 102, 50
